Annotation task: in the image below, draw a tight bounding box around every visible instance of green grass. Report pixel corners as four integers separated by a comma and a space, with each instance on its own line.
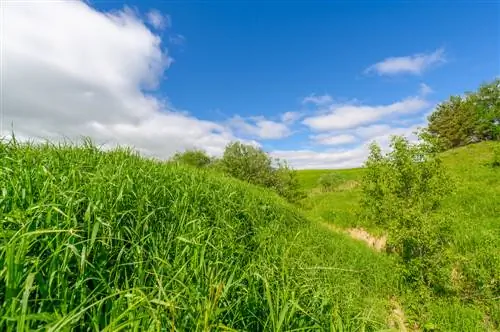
297, 168, 365, 191
0, 139, 399, 331
2, 138, 498, 331
297, 141, 500, 331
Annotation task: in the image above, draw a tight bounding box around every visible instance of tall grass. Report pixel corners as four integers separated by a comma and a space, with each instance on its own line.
0, 139, 397, 331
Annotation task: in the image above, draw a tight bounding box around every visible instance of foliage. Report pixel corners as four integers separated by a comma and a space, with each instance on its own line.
220, 141, 304, 202
427, 79, 500, 149
171, 148, 213, 168
270, 159, 305, 202
317, 173, 344, 192
360, 135, 454, 290
0, 139, 397, 330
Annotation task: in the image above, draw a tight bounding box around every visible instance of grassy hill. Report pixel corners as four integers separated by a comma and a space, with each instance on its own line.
1, 139, 498, 331
297, 141, 500, 330
0, 140, 399, 331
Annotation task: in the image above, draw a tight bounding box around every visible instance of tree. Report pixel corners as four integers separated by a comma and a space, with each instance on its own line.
427, 79, 500, 149
171, 149, 213, 168
468, 79, 500, 141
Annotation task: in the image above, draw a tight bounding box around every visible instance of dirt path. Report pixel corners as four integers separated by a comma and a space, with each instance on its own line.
320, 222, 387, 252
388, 298, 409, 331
346, 228, 387, 252
320, 222, 412, 330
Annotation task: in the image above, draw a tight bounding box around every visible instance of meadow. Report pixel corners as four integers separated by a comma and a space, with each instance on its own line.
0, 138, 499, 331
297, 141, 500, 331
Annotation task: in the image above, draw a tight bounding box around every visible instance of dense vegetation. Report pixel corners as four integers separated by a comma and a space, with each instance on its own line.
0, 139, 399, 331
427, 79, 500, 149
171, 142, 304, 203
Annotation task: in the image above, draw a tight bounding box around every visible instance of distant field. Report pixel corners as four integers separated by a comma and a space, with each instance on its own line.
297, 168, 365, 190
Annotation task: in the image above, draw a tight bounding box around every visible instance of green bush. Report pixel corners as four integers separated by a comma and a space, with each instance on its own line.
317, 173, 344, 192
360, 135, 454, 291
220, 142, 304, 202
171, 148, 213, 168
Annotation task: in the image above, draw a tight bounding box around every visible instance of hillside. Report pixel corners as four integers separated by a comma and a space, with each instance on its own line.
0, 140, 398, 331
1, 140, 498, 331
297, 141, 500, 330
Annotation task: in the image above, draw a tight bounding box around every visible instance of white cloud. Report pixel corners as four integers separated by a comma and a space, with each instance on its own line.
281, 111, 301, 124
302, 93, 333, 106
271, 147, 367, 170
146, 9, 171, 30
362, 124, 422, 150
302, 97, 428, 131
365, 48, 446, 76
354, 124, 392, 139
273, 122, 423, 169
2, 1, 244, 158
228, 116, 291, 139
310, 133, 357, 146
419, 83, 433, 96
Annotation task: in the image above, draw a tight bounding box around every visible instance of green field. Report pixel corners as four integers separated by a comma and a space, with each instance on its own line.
1, 140, 499, 331
297, 141, 500, 330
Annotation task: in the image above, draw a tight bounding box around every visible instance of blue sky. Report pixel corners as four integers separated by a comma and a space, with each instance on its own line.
3, 0, 499, 168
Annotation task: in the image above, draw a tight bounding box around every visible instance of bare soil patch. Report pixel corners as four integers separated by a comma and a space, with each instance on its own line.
346, 228, 387, 252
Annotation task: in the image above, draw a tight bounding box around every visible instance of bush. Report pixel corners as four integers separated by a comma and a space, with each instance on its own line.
271, 159, 305, 203
220, 142, 304, 202
360, 135, 454, 290
317, 173, 344, 192
171, 148, 213, 168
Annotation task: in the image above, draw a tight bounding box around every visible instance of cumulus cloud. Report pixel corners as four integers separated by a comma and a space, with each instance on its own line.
310, 133, 357, 146
354, 124, 393, 139
273, 122, 423, 169
2, 1, 244, 157
146, 9, 171, 30
271, 147, 367, 170
365, 48, 446, 76
228, 116, 291, 139
302, 97, 429, 131
302, 93, 333, 106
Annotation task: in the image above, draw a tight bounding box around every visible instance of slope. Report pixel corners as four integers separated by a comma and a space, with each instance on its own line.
297, 141, 500, 331
0, 139, 398, 331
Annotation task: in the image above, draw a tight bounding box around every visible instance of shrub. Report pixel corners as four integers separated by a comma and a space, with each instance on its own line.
271, 159, 305, 203
360, 135, 454, 290
171, 148, 213, 168
317, 173, 344, 192
220, 142, 304, 202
